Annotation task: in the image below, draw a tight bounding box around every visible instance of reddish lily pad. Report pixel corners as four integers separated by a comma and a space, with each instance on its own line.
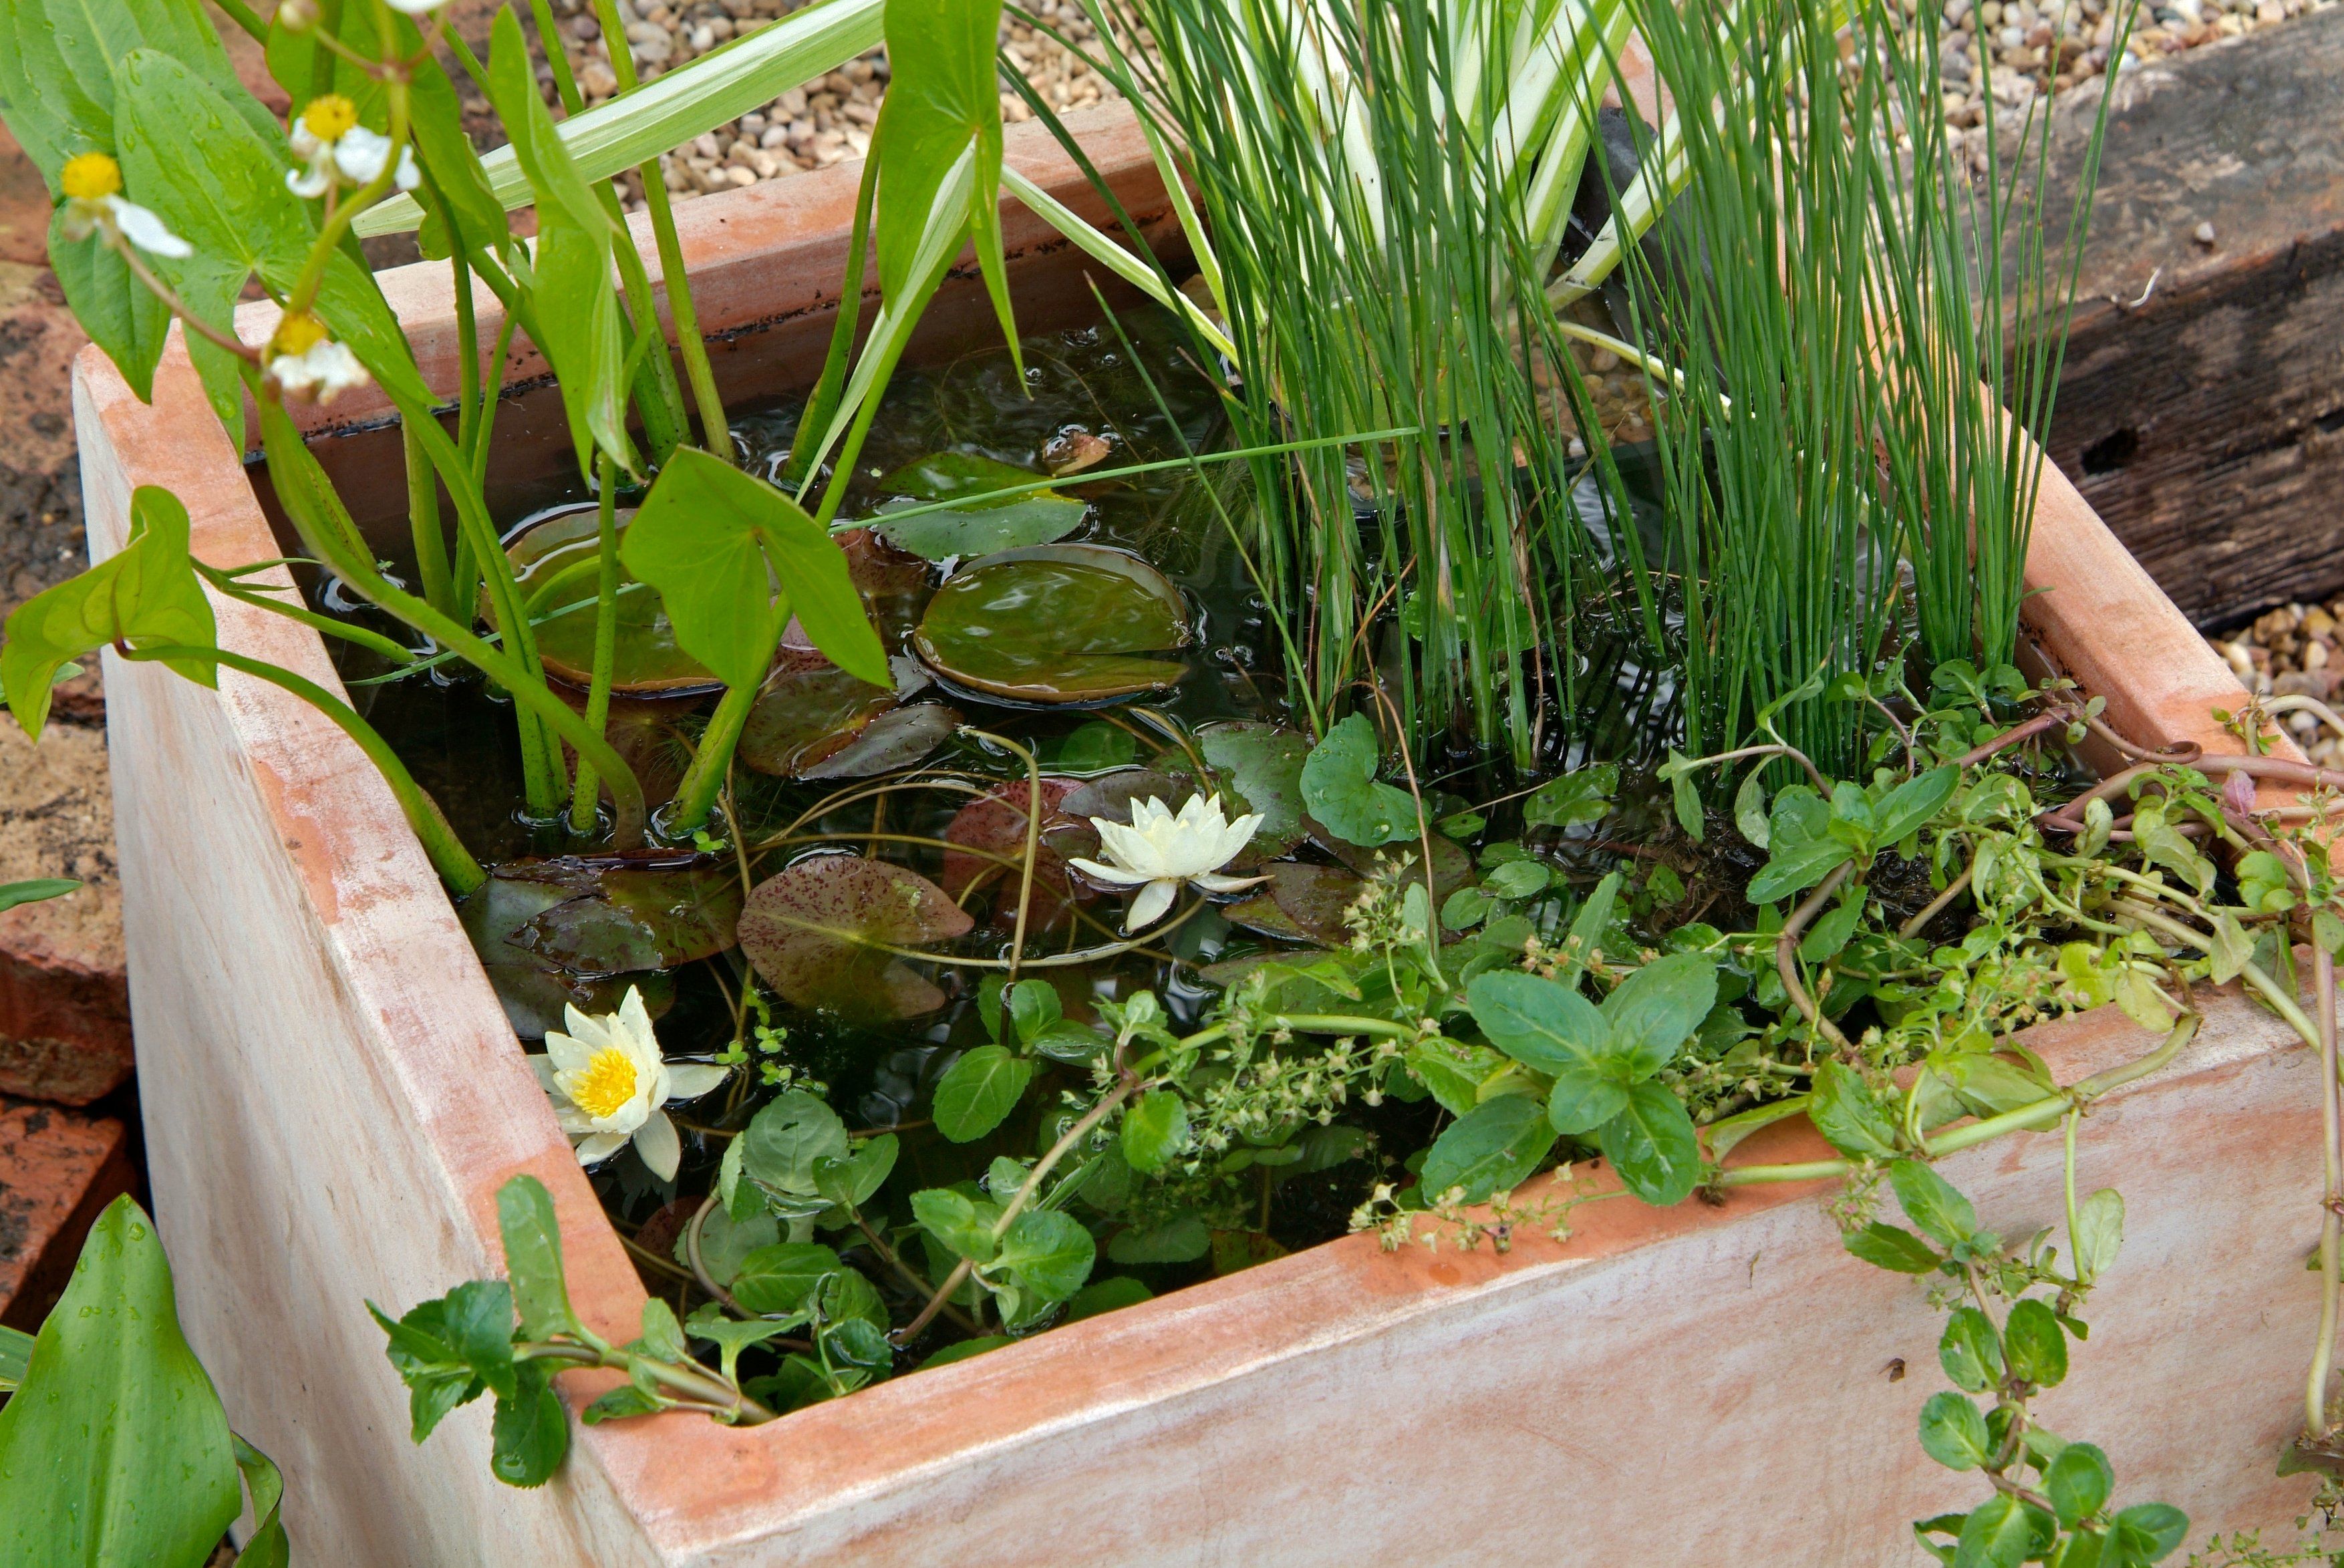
500, 506, 721, 695
912, 543, 1190, 703
738, 854, 976, 1022
1221, 863, 1368, 945
941, 778, 1088, 933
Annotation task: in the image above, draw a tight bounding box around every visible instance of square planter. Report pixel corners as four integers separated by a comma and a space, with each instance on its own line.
71, 102, 2332, 1566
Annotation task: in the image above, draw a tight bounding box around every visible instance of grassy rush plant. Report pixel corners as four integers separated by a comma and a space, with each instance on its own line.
1865, 0, 2138, 673
1605, 0, 1904, 780
1014, 0, 1684, 769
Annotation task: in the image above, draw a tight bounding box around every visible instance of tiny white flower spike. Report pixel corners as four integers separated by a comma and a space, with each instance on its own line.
530, 986, 730, 1182
265, 313, 371, 404
1068, 792, 1267, 933
332, 125, 421, 192
381, 0, 451, 15
285, 96, 419, 199
57, 153, 192, 259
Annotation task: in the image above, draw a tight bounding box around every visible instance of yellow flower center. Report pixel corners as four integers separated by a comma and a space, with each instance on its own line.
569, 1046, 639, 1119
300, 94, 358, 142
59, 152, 122, 202
269, 311, 329, 359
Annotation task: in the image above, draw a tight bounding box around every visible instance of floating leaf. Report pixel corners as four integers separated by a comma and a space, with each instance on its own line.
1299, 714, 1418, 846
502, 506, 719, 694
457, 867, 688, 1036
468, 856, 742, 979
913, 543, 1189, 703
1523, 763, 1618, 829
869, 452, 1087, 561
740, 653, 911, 778
1221, 862, 1366, 945
941, 777, 1088, 931
1197, 720, 1310, 860
738, 854, 974, 1022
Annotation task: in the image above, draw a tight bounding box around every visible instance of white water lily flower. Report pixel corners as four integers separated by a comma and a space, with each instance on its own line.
1069, 792, 1268, 932
57, 152, 192, 259
286, 96, 419, 198
531, 987, 730, 1181
265, 312, 370, 404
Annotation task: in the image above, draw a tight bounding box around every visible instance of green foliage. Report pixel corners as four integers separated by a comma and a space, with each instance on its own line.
622, 445, 889, 689
1300, 714, 1419, 847
2, 485, 213, 738
0, 1196, 241, 1565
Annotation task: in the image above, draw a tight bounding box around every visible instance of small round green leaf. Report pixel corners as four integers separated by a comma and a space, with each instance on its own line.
2045, 1442, 2113, 1527
2004, 1297, 2069, 1389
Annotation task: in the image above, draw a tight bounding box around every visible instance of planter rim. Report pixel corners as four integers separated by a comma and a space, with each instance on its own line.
70, 98, 2292, 1563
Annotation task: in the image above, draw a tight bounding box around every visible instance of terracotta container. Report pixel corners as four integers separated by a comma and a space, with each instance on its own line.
74, 103, 2327, 1565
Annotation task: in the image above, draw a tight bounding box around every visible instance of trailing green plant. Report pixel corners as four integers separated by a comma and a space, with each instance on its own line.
0, 1195, 291, 1567
380, 657, 2344, 1568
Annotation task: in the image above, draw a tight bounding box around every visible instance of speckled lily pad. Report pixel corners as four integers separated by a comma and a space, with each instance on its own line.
738, 854, 976, 1022
912, 543, 1189, 704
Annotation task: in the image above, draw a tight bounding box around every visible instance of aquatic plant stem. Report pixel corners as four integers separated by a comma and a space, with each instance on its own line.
122, 644, 485, 894
1718, 1014, 2198, 1189
403, 420, 452, 617
585, 0, 730, 458
672, 677, 761, 835
960, 728, 1043, 987
570, 454, 621, 832
1779, 863, 1856, 1052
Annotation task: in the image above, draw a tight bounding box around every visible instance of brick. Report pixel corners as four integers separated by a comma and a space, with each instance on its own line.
0, 1096, 134, 1333
0, 715, 129, 1106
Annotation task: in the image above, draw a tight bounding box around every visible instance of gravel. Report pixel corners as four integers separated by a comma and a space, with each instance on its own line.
529, 0, 2319, 448
2208, 605, 2344, 767
545, 0, 1109, 205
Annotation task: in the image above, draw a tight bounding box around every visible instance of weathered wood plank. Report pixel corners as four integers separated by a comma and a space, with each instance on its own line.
2035, 6, 2344, 629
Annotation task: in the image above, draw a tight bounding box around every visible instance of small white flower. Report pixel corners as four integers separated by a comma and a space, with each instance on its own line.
57, 153, 192, 259
380, 0, 450, 13
285, 96, 419, 199
1069, 792, 1267, 932
531, 987, 730, 1182
265, 313, 371, 403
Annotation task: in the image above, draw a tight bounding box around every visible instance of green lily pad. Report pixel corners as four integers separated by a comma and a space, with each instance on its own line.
464, 856, 744, 980
738, 653, 961, 780
500, 506, 721, 695
912, 544, 1190, 704
869, 453, 1088, 563
1197, 721, 1310, 861
456, 867, 690, 1037
738, 854, 976, 1022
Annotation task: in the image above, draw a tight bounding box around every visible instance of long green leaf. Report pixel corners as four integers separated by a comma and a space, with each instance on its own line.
355, 0, 885, 236
0, 1197, 242, 1567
